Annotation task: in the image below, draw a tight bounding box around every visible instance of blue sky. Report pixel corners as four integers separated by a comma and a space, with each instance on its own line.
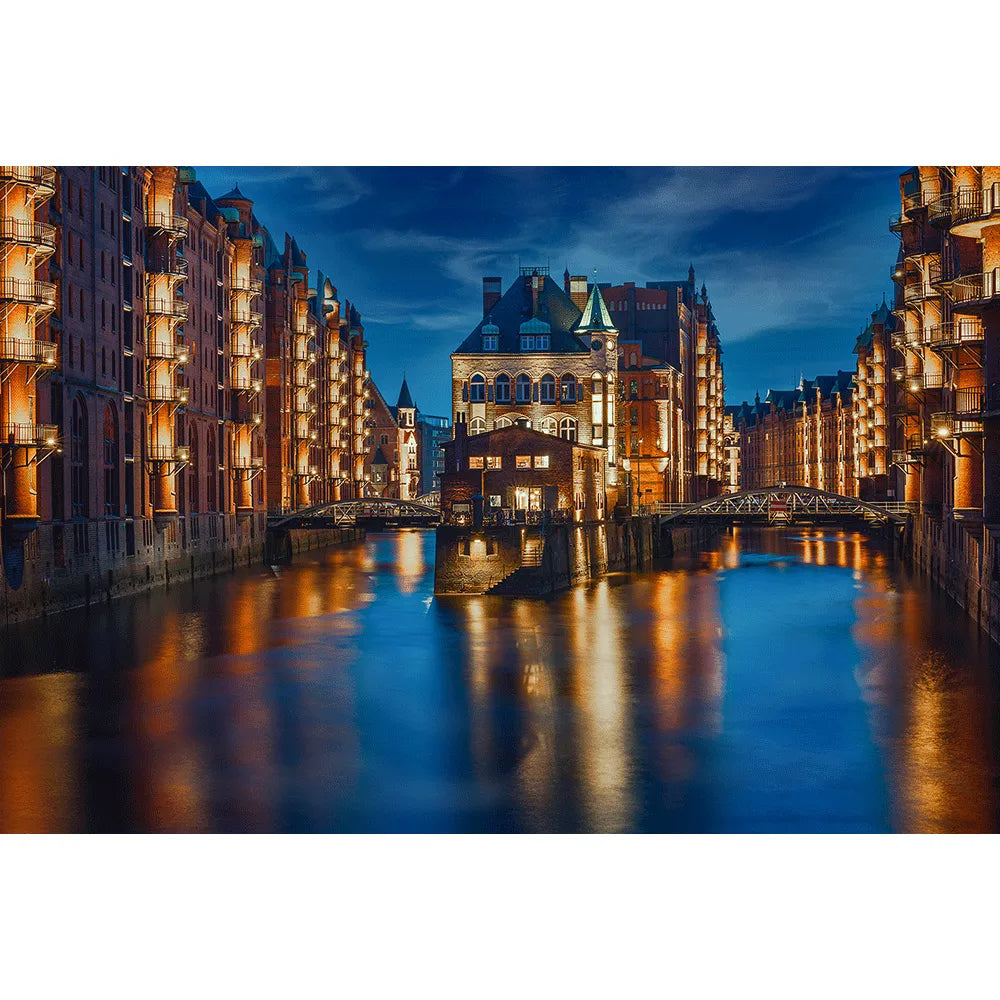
195, 166, 903, 416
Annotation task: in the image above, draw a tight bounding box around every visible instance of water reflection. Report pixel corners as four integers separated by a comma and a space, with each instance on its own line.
1, 527, 999, 832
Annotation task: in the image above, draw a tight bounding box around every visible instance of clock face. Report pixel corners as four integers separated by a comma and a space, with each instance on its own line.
591, 339, 602, 351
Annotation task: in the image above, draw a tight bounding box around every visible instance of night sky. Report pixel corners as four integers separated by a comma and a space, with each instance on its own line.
195, 166, 903, 416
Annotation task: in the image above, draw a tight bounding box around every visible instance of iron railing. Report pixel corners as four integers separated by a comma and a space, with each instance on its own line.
230, 277, 263, 294
145, 296, 190, 320
0, 337, 58, 365
0, 166, 56, 194
0, 277, 57, 309
0, 423, 59, 447
924, 320, 984, 348
146, 212, 189, 237
0, 216, 57, 250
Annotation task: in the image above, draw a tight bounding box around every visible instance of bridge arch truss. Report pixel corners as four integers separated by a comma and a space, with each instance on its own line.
270, 496, 441, 529
652, 485, 912, 526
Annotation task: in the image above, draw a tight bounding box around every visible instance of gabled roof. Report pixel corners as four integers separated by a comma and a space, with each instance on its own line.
453, 273, 587, 354
218, 185, 249, 203
577, 282, 617, 332
372, 446, 390, 467
396, 377, 414, 410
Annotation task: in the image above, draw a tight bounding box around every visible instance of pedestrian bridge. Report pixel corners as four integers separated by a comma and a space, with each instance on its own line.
269, 496, 441, 530
647, 485, 914, 526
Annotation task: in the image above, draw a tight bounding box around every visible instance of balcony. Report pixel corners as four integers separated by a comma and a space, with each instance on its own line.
950, 183, 1000, 239
0, 423, 59, 448
146, 212, 189, 238
0, 166, 56, 198
0, 337, 58, 366
231, 308, 263, 329
890, 329, 921, 351
232, 455, 264, 470
145, 296, 190, 320
925, 320, 984, 350
947, 270, 1000, 313
230, 277, 263, 295
230, 340, 262, 360
146, 339, 187, 362
147, 255, 188, 279
0, 217, 57, 255
0, 277, 57, 312
148, 444, 191, 463
904, 372, 944, 393
147, 383, 189, 405
927, 193, 953, 228
231, 377, 262, 394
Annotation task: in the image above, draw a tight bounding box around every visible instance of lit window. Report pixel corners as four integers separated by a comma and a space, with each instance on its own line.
540, 417, 557, 435
516, 455, 531, 468
470, 416, 486, 435
486, 456, 501, 469
469, 457, 484, 469
559, 417, 577, 442
534, 455, 549, 469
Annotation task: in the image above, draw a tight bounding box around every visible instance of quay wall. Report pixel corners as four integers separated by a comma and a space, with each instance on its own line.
906, 513, 1000, 644
434, 516, 719, 596
1, 515, 362, 626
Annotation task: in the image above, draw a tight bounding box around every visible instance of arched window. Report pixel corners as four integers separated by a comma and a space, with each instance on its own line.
494, 416, 512, 429
495, 373, 511, 403
103, 403, 119, 516
469, 416, 486, 435
515, 373, 531, 403
188, 428, 199, 512
206, 428, 217, 511
470, 373, 486, 403
591, 373, 603, 398
540, 416, 558, 435
71, 396, 89, 519
540, 374, 556, 403
560, 373, 576, 402
559, 417, 577, 442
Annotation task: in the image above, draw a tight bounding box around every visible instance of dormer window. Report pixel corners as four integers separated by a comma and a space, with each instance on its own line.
519, 318, 550, 351
481, 323, 499, 351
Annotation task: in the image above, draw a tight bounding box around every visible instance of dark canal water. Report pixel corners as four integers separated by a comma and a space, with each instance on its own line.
2, 527, 999, 833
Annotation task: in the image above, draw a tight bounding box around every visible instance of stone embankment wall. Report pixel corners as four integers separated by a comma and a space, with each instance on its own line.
1, 517, 362, 625
906, 513, 1000, 644
434, 517, 720, 596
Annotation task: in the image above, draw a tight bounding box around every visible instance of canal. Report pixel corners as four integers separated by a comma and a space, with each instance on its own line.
1, 527, 998, 833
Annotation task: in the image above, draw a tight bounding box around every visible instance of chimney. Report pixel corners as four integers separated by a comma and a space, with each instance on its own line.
482, 277, 502, 317
569, 275, 588, 311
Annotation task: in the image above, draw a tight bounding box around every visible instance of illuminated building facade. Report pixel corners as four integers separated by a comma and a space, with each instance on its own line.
886, 165, 1000, 639
440, 422, 607, 523
722, 406, 740, 492
734, 371, 856, 495
450, 264, 727, 509
599, 267, 726, 502
1, 165, 382, 620
853, 299, 895, 501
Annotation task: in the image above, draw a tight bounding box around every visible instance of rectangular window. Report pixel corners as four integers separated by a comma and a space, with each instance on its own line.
469, 457, 484, 469
520, 335, 548, 351
482, 334, 498, 351
533, 455, 549, 469
516, 455, 531, 469
486, 456, 501, 469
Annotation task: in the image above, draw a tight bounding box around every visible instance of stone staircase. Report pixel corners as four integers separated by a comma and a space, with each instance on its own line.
485, 536, 546, 595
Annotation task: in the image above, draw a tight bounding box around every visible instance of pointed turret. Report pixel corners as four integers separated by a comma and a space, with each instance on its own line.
576, 281, 617, 332
396, 375, 415, 411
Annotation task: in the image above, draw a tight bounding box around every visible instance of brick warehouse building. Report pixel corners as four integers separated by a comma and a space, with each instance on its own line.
0, 166, 394, 621
733, 371, 857, 496
440, 422, 607, 524
449, 264, 726, 508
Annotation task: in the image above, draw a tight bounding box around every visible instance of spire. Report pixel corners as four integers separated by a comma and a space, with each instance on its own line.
577, 280, 617, 333
688, 263, 695, 285
396, 375, 414, 410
